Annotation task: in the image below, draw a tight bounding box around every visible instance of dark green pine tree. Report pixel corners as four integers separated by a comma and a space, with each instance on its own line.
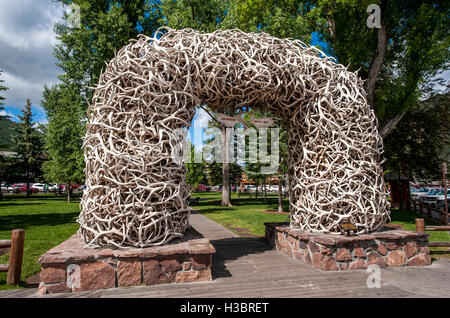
13, 99, 44, 197
0, 70, 9, 199
0, 70, 8, 116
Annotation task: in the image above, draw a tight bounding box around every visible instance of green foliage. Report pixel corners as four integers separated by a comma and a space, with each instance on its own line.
159, 0, 227, 32
374, 1, 450, 122
0, 70, 8, 113
221, 0, 311, 41
383, 92, 450, 181
0, 117, 17, 151
43, 1, 163, 188
0, 70, 11, 152
185, 145, 207, 187
223, 1, 449, 130
54, 0, 161, 99
12, 99, 44, 188
41, 85, 85, 184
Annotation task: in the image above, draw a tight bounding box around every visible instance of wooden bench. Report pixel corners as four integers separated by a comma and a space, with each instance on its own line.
0, 229, 25, 285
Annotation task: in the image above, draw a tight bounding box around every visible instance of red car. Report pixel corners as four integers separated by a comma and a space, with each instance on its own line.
12, 184, 38, 193
61, 184, 81, 192
196, 184, 209, 192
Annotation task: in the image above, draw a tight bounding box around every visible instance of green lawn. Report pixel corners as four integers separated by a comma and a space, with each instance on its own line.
193, 191, 450, 245
0, 191, 448, 290
0, 194, 80, 290
388, 208, 450, 255
193, 192, 290, 236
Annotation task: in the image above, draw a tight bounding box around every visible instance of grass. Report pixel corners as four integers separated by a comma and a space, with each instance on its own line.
193, 191, 450, 247
0, 194, 80, 290
0, 191, 448, 289
389, 207, 450, 257
193, 192, 289, 236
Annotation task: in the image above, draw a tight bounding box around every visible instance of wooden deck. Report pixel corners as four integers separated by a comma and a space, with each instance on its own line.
1, 211, 450, 298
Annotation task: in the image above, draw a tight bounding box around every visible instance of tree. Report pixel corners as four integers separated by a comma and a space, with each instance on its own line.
0, 70, 9, 199
42, 84, 85, 202
159, 0, 227, 32
13, 99, 44, 197
0, 70, 8, 117
383, 91, 450, 182
224, 0, 450, 137
185, 145, 207, 190
54, 0, 162, 98
43, 1, 163, 201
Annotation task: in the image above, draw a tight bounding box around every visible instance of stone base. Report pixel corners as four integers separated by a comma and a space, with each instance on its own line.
38, 227, 215, 294
265, 222, 432, 271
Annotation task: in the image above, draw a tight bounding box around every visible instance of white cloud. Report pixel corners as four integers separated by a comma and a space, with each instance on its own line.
0, 109, 16, 120
193, 107, 212, 128
1, 71, 53, 106
0, 0, 65, 108
0, 0, 64, 50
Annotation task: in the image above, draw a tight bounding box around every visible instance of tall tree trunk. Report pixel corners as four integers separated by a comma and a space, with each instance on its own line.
366, 22, 387, 109
67, 182, 71, 203
255, 179, 259, 199
263, 178, 267, 204
26, 167, 30, 197
278, 177, 283, 212
221, 126, 232, 207
379, 111, 407, 139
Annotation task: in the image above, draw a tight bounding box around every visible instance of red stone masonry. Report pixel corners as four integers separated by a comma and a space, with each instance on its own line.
264, 222, 432, 271
38, 227, 215, 294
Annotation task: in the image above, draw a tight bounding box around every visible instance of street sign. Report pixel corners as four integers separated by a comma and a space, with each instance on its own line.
216, 113, 240, 127
250, 117, 275, 128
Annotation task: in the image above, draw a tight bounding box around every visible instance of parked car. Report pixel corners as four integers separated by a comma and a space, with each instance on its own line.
47, 184, 59, 192
244, 185, 257, 193
12, 183, 38, 193
32, 183, 48, 192
0, 183, 20, 193
60, 184, 81, 192
210, 185, 220, 192
196, 184, 209, 192
268, 185, 282, 192
410, 188, 430, 199
419, 189, 445, 207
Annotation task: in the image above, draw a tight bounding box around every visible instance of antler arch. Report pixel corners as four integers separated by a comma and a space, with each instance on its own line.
78, 27, 390, 248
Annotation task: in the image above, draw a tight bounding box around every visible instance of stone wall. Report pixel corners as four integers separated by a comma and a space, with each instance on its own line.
265, 223, 432, 271
38, 229, 215, 294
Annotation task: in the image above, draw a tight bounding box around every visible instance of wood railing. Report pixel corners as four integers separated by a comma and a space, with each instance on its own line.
415, 218, 450, 248
410, 199, 448, 224
0, 229, 25, 285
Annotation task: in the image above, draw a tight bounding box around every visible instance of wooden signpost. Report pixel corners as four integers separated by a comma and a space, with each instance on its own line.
0, 229, 25, 285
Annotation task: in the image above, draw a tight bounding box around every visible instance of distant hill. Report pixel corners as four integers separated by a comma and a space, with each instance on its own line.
0, 117, 18, 151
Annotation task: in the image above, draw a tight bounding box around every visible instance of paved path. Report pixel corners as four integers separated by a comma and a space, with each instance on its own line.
1, 211, 450, 298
